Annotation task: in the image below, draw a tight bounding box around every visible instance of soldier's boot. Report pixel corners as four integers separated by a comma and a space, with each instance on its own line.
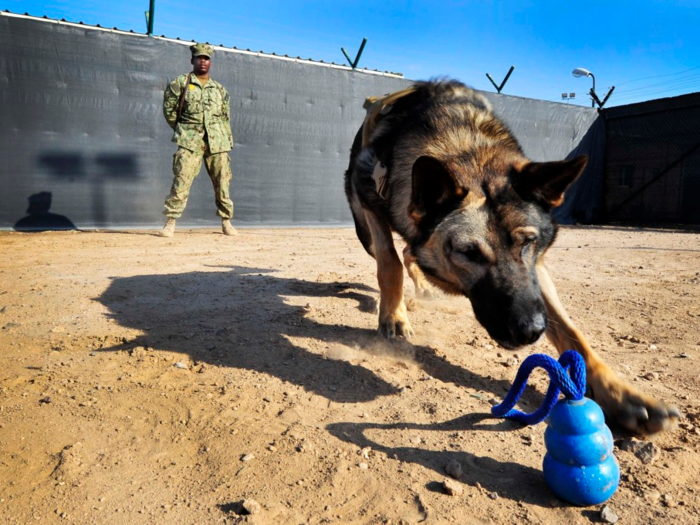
160, 218, 176, 238
222, 219, 237, 236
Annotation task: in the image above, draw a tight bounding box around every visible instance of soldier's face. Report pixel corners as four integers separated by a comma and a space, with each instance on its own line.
191, 55, 211, 76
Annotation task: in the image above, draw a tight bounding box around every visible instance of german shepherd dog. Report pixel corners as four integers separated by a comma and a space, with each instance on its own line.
344, 79, 679, 434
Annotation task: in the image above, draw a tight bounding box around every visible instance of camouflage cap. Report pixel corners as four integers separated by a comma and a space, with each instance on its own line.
190, 43, 213, 58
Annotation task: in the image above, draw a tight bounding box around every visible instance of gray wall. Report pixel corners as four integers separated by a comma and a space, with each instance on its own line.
602, 92, 700, 225
0, 13, 601, 230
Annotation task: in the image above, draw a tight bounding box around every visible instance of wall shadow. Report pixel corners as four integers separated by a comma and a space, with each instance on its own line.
13, 191, 77, 232
38, 153, 88, 180
36, 151, 142, 228
38, 152, 140, 181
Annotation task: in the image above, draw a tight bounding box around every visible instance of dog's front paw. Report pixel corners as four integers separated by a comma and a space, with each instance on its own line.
378, 311, 414, 339
589, 365, 681, 435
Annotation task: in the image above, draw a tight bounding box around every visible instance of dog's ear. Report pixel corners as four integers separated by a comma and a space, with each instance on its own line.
514, 155, 588, 209
409, 156, 465, 223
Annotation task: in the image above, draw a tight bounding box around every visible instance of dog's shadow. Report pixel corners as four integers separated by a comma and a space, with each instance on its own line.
96, 265, 552, 505
98, 265, 398, 402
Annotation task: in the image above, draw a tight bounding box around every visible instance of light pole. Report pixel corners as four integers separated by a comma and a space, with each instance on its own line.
572, 68, 595, 108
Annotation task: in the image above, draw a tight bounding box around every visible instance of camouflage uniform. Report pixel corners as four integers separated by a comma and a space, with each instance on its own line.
162, 58, 234, 220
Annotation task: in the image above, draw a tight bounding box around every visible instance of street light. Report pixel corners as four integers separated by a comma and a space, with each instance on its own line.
572, 68, 596, 107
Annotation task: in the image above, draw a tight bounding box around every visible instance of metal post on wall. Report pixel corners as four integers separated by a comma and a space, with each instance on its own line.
485, 66, 515, 94
341, 38, 368, 69
146, 0, 155, 36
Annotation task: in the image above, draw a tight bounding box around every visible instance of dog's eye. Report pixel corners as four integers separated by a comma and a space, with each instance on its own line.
519, 236, 538, 259
462, 247, 486, 263
512, 228, 539, 248
449, 242, 486, 265
521, 235, 537, 247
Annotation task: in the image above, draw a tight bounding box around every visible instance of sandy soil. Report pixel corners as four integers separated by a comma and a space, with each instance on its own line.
1, 226, 699, 524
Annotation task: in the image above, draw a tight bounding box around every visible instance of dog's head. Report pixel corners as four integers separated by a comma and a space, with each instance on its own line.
408, 154, 588, 349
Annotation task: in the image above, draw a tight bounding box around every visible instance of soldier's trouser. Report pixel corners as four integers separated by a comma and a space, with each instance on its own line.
163, 146, 234, 219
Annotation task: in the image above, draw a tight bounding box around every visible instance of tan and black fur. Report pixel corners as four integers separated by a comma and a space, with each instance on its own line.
344, 79, 679, 434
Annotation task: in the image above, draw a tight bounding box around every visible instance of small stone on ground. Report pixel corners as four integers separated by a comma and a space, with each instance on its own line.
445, 459, 463, 479
442, 478, 463, 496
600, 505, 619, 524
242, 499, 261, 515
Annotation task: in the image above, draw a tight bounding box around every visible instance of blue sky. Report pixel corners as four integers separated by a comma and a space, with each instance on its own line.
4, 0, 699, 106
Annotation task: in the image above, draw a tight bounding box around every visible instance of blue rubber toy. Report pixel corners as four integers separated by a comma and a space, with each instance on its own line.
491, 350, 619, 506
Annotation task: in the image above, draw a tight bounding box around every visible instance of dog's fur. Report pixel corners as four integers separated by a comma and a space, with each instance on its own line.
344, 79, 679, 434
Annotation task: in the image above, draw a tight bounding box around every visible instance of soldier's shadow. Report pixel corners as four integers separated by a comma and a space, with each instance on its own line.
97, 265, 551, 504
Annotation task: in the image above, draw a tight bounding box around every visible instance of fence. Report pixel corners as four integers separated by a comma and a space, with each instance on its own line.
1, 12, 601, 230
602, 92, 700, 226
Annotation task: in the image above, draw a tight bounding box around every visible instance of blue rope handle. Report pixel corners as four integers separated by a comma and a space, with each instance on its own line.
491, 350, 587, 425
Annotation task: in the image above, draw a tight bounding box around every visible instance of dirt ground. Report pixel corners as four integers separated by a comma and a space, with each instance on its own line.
1, 226, 699, 524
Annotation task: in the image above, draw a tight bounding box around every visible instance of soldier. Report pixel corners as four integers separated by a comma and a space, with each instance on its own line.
160, 43, 236, 237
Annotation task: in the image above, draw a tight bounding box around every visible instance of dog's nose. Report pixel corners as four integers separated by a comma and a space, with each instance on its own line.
509, 313, 546, 346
